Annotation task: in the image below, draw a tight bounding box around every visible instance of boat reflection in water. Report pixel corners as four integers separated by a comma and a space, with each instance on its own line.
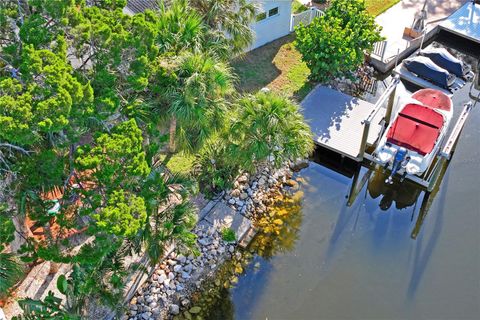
317, 149, 450, 299
367, 169, 422, 211
343, 154, 449, 239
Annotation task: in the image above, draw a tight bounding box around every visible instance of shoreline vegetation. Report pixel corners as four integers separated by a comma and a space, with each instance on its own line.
1, 0, 382, 319
0, 0, 313, 317
127, 162, 307, 319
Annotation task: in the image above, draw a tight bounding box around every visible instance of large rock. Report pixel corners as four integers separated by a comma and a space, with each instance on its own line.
290, 159, 309, 172
231, 189, 241, 197
173, 265, 183, 273
237, 175, 249, 184
177, 254, 187, 264
158, 274, 167, 284
285, 179, 299, 189
204, 202, 252, 241
169, 304, 180, 315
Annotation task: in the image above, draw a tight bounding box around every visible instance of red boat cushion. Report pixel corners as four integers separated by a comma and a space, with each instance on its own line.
386, 104, 444, 155
412, 89, 452, 111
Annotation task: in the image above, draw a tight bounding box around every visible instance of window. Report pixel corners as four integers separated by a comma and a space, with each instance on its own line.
256, 12, 267, 22
256, 7, 279, 23
268, 7, 279, 17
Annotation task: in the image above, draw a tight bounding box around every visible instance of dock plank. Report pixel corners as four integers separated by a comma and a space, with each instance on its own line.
301, 86, 384, 160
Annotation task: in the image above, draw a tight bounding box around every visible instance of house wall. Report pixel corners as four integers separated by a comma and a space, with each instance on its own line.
249, 0, 292, 50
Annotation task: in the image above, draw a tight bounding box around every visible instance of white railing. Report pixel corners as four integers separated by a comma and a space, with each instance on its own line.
290, 7, 325, 32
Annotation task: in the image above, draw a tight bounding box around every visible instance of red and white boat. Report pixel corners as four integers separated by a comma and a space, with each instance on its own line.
374, 89, 453, 183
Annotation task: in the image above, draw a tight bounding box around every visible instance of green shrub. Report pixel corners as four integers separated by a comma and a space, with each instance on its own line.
195, 139, 239, 198
295, 0, 383, 82
222, 228, 236, 243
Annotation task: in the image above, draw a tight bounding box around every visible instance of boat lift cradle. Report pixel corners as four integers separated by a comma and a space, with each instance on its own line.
357, 75, 477, 193
343, 76, 477, 239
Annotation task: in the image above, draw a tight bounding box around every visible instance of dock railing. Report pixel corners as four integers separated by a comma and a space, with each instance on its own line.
358, 76, 400, 160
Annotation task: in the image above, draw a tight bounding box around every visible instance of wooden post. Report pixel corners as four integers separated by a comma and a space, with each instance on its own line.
385, 85, 397, 125
358, 120, 371, 161
427, 156, 447, 192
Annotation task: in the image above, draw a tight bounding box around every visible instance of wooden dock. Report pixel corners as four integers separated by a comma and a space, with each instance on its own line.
301, 86, 384, 160
301, 82, 399, 161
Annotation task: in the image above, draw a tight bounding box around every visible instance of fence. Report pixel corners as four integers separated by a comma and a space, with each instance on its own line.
290, 7, 324, 32
371, 40, 388, 62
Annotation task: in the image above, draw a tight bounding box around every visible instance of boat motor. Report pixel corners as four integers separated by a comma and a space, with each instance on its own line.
385, 147, 408, 184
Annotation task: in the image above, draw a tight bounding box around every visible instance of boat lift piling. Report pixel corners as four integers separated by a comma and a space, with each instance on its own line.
358, 76, 401, 161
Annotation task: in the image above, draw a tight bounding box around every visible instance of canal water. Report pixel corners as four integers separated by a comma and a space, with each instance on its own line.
196, 33, 480, 320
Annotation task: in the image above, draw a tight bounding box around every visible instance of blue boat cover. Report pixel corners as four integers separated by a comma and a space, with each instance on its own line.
420, 48, 464, 77
404, 56, 453, 89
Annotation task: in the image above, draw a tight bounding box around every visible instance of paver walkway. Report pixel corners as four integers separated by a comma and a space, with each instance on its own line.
376, 0, 468, 61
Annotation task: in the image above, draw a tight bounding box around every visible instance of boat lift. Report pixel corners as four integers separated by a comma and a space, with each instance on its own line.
306, 72, 477, 239
357, 76, 477, 193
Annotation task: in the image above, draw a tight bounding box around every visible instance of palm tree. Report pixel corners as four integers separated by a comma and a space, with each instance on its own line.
156, 0, 205, 55
167, 52, 235, 153
190, 0, 257, 55
229, 92, 314, 170
0, 252, 23, 297
156, 0, 231, 59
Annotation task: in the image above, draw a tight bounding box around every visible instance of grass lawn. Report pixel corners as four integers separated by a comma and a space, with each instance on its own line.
232, 1, 395, 102
232, 34, 313, 102
292, 0, 308, 14
159, 152, 196, 176
365, 0, 401, 16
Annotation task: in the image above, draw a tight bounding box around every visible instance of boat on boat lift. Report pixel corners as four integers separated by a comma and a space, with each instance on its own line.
374, 88, 453, 184
419, 47, 474, 80
403, 56, 456, 89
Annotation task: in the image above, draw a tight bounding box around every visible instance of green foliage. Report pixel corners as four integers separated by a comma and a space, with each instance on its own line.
196, 138, 238, 197
15, 291, 79, 320
0, 252, 24, 297
197, 92, 313, 194
221, 228, 236, 242
15, 149, 66, 192
190, 0, 257, 55
230, 92, 314, 170
156, 0, 207, 55
0, 45, 87, 146
167, 52, 235, 152
94, 190, 147, 237
139, 171, 197, 263
295, 0, 383, 82
0, 204, 15, 249
75, 119, 150, 190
